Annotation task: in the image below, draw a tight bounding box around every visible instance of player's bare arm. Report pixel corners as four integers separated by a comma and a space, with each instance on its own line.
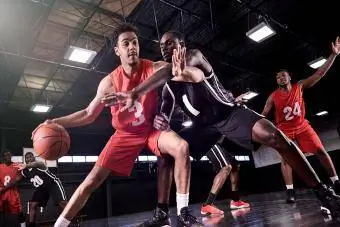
299, 36, 340, 90
35, 76, 112, 133
15, 162, 47, 171
262, 95, 274, 117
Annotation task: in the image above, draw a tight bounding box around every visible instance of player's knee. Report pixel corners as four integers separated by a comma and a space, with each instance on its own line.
173, 140, 189, 160
221, 164, 232, 173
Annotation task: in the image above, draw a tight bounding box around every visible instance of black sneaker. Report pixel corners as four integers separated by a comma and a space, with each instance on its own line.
314, 184, 340, 218
177, 207, 203, 227
137, 207, 171, 227
333, 180, 340, 194
286, 189, 296, 204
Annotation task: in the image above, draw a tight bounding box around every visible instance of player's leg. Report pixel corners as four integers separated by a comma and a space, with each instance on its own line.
229, 163, 250, 209
280, 159, 295, 203
252, 118, 340, 217
201, 144, 231, 215
296, 126, 340, 192
49, 179, 68, 212
55, 132, 144, 227
28, 187, 49, 227
147, 129, 203, 226
55, 165, 110, 227
7, 190, 26, 227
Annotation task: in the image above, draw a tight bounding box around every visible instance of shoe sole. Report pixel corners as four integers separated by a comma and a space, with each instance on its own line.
230, 205, 250, 210
200, 211, 224, 215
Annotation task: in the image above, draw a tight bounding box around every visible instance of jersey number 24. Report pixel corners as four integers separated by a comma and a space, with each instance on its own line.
283, 102, 301, 121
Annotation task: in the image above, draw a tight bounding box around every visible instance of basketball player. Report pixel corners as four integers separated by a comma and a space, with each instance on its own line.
0, 150, 26, 227
104, 31, 340, 223
13, 152, 67, 227
262, 37, 340, 203
33, 23, 203, 227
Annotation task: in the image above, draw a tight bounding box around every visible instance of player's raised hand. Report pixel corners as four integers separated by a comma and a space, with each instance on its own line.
331, 36, 340, 55
172, 46, 186, 77
13, 163, 27, 171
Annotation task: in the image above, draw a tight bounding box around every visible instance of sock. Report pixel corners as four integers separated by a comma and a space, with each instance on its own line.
20, 223, 26, 227
286, 184, 294, 190
157, 203, 169, 213
176, 193, 189, 215
54, 216, 71, 227
231, 190, 240, 201
330, 176, 339, 183
204, 192, 216, 206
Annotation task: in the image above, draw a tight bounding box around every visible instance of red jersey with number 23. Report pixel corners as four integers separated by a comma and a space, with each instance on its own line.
271, 83, 309, 136
109, 59, 157, 134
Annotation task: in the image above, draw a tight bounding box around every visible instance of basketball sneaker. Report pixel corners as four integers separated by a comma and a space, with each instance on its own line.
137, 207, 171, 227
200, 204, 224, 215
286, 189, 296, 204
177, 207, 203, 227
230, 200, 250, 209
315, 184, 340, 218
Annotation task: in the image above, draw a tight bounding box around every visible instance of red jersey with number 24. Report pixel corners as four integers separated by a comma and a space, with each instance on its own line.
109, 59, 157, 134
271, 83, 309, 136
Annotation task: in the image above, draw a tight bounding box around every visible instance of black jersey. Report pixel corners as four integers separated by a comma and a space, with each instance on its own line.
161, 71, 235, 125
22, 167, 60, 189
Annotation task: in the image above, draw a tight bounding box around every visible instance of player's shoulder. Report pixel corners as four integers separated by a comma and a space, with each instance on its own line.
187, 49, 202, 58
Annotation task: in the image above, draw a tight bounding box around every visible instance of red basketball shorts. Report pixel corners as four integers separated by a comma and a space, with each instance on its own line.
0, 188, 22, 214
284, 125, 324, 154
96, 129, 161, 176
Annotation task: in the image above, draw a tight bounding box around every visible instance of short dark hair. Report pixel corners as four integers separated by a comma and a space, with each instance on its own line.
277, 69, 289, 74
113, 23, 139, 45
25, 152, 34, 157
164, 30, 185, 45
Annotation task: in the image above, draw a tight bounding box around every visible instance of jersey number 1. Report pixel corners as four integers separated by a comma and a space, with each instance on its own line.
283, 102, 301, 121
128, 101, 145, 126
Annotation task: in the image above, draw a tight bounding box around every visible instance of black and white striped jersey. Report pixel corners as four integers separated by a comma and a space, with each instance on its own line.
161, 71, 235, 125
22, 167, 62, 189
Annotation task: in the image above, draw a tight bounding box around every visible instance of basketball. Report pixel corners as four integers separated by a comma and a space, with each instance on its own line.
32, 123, 70, 160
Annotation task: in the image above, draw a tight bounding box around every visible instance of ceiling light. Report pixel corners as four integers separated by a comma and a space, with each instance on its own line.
308, 57, 327, 69
64, 46, 97, 64
246, 21, 276, 43
30, 104, 52, 113
182, 120, 193, 127
316, 111, 328, 116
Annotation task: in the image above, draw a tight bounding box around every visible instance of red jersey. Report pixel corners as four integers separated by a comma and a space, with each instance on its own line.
109, 59, 157, 134
0, 163, 19, 191
271, 83, 309, 135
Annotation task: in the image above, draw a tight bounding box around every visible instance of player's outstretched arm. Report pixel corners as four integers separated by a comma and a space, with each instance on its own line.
48, 76, 112, 128
16, 161, 47, 171
299, 36, 340, 90
262, 95, 274, 117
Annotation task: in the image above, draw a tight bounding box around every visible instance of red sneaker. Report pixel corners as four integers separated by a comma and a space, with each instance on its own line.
230, 200, 250, 210
201, 204, 224, 215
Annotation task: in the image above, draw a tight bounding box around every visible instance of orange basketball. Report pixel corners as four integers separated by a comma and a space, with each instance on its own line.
32, 123, 70, 160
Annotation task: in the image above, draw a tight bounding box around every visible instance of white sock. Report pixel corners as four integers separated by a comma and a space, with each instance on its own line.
20, 223, 26, 227
330, 176, 339, 183
176, 193, 189, 215
286, 184, 294, 190
54, 216, 71, 227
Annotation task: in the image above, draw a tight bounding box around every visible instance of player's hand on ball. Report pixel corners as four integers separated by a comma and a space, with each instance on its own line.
332, 36, 340, 55
153, 114, 170, 131
31, 119, 54, 140
13, 163, 26, 171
